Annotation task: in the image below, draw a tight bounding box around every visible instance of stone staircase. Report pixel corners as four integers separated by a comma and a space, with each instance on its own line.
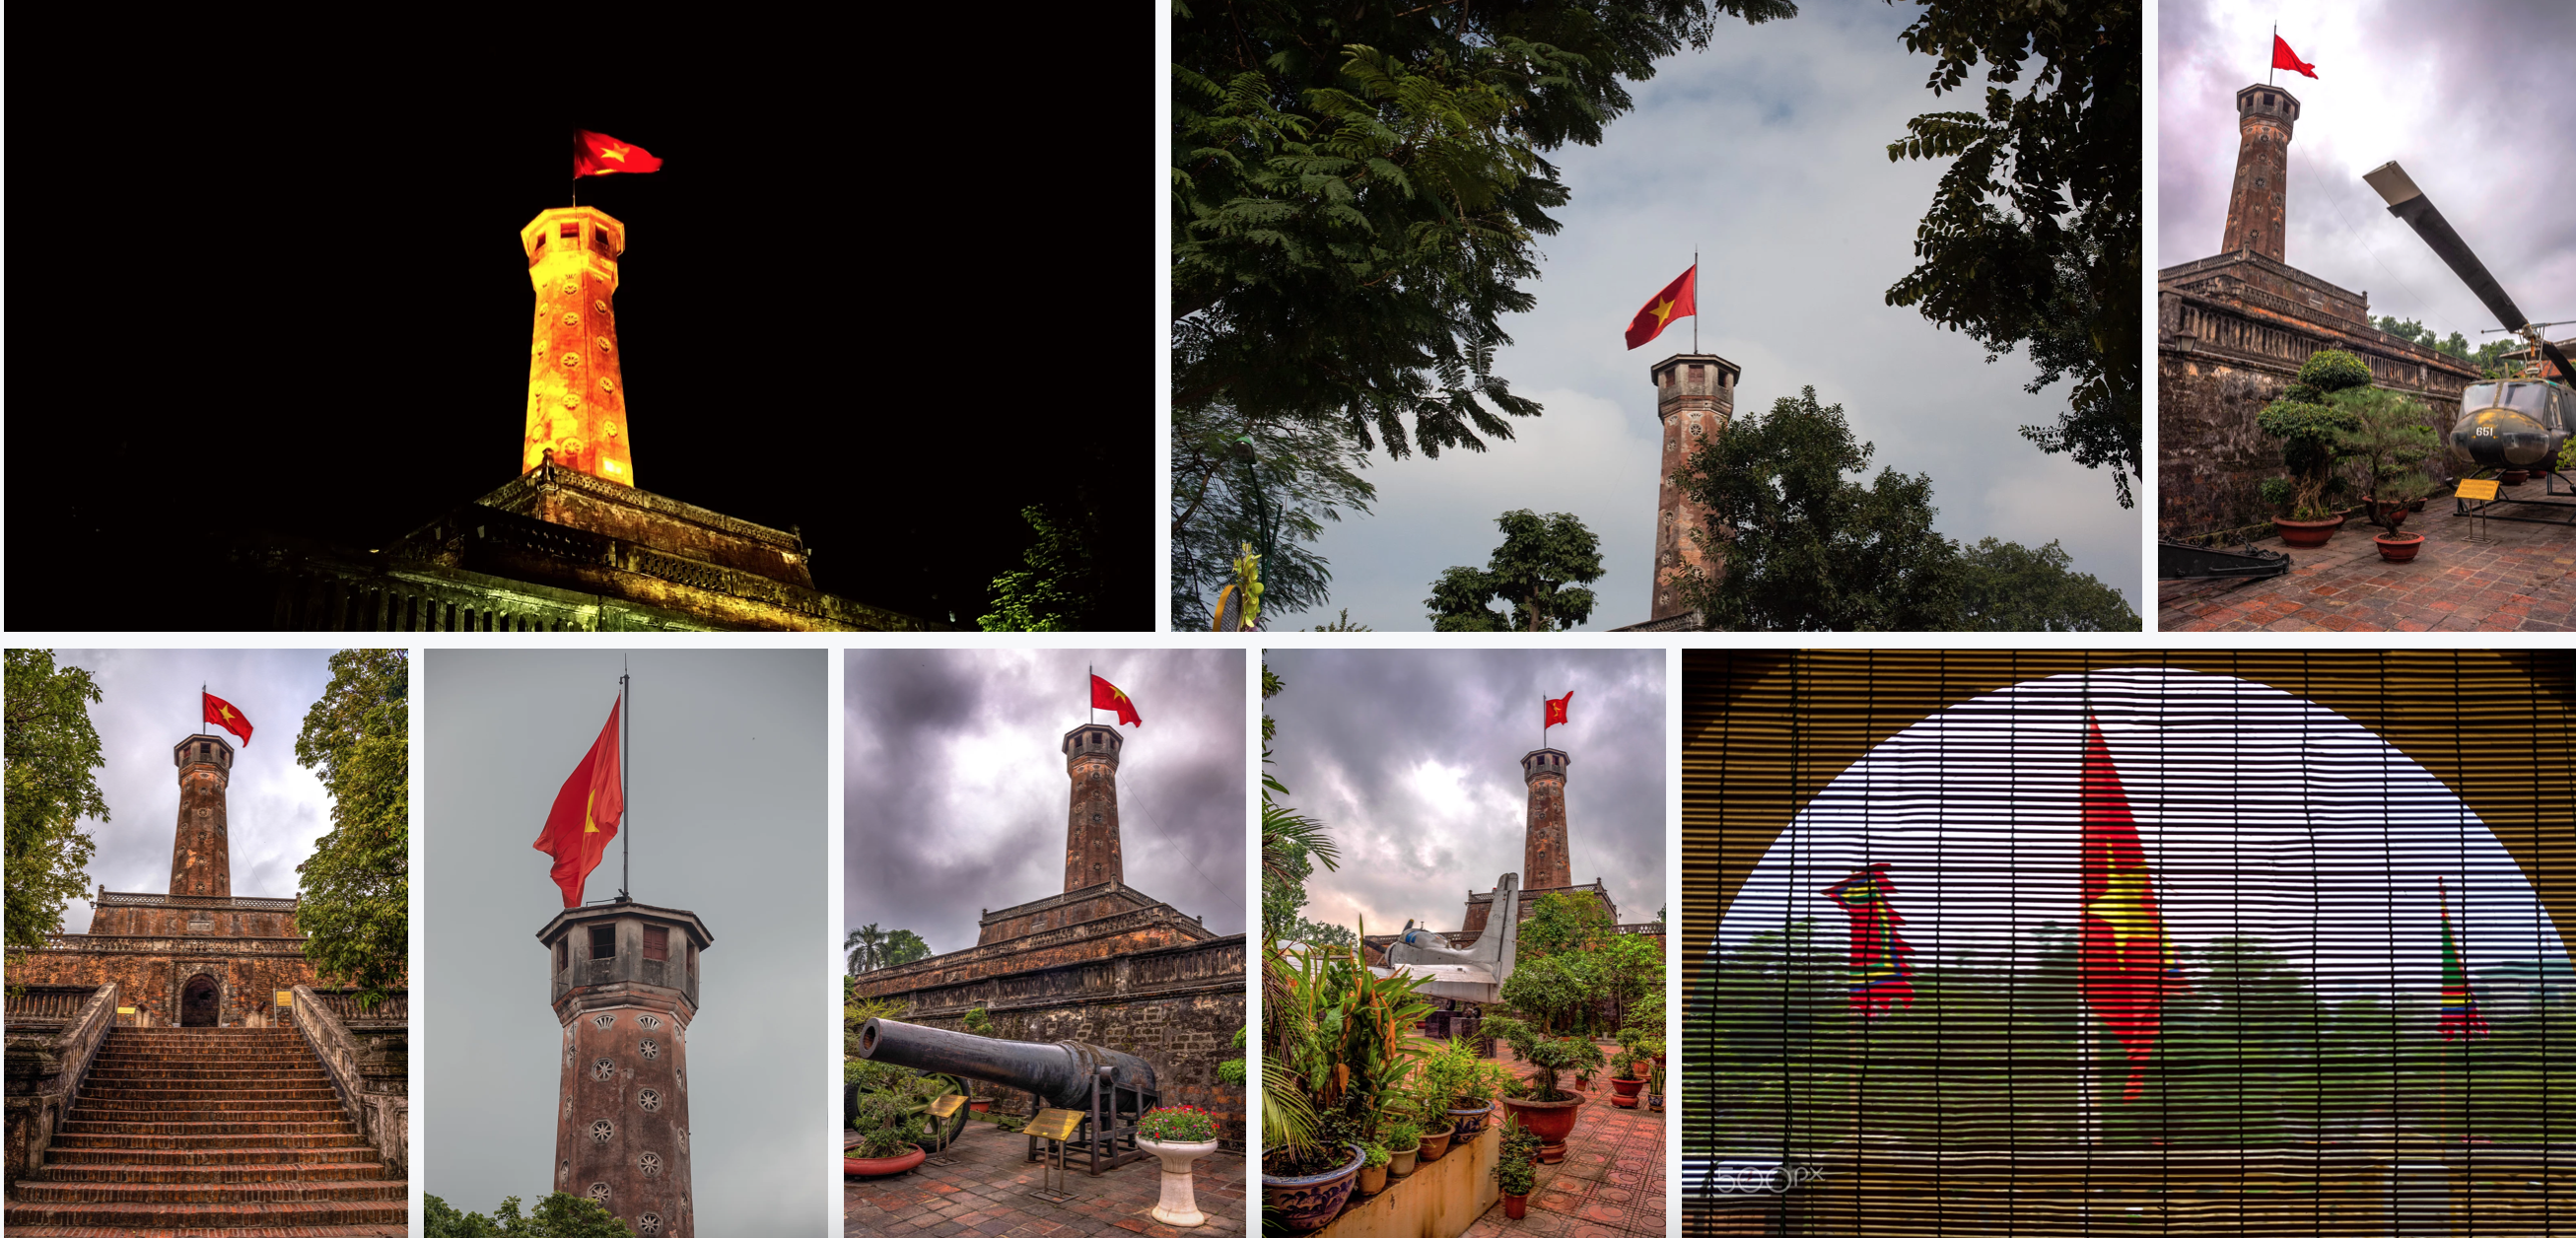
5, 1026, 406, 1236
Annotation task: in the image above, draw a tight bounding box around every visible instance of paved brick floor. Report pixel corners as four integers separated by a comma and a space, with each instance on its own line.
1461, 1047, 1664, 1238
846, 1122, 1245, 1238
2161, 489, 2576, 631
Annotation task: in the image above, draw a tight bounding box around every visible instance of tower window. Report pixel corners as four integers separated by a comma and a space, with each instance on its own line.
556, 938, 567, 972
1689, 364, 1705, 379
591, 925, 616, 960
560, 222, 581, 239
2263, 92, 2276, 107
644, 926, 668, 961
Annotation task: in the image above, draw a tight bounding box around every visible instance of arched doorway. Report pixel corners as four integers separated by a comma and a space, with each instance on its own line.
180, 974, 220, 1026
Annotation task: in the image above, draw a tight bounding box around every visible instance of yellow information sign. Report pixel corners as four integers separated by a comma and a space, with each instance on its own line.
1023, 1108, 1085, 1141
928, 1094, 965, 1120
275, 991, 294, 1007
2458, 478, 2501, 501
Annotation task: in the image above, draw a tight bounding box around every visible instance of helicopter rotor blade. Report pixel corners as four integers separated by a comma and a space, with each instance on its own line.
2362, 161, 2531, 335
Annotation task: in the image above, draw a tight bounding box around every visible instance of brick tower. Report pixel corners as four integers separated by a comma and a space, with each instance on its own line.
2220, 84, 2300, 262
538, 902, 712, 1238
168, 733, 234, 898
1519, 748, 1572, 893
1062, 723, 1126, 890
521, 207, 637, 486
1648, 353, 1740, 621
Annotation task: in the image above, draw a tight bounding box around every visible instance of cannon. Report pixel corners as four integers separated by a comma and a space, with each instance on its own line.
856, 1017, 1158, 1174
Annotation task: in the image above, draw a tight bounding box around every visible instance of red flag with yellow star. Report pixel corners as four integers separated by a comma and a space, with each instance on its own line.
1090, 674, 1143, 727
1544, 691, 1572, 732
1625, 265, 1697, 350
531, 698, 624, 908
202, 692, 253, 746
2079, 716, 2177, 1100
575, 130, 663, 178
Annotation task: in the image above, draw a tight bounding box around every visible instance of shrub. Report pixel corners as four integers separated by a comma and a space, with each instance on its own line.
1380, 1119, 1422, 1153
1138, 1105, 1221, 1143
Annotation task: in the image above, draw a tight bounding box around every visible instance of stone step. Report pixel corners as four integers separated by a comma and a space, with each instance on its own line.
2, 1196, 410, 1229
45, 1144, 382, 1167
50, 1132, 374, 1153
12, 1177, 407, 1204
77, 1090, 343, 1106
34, 1160, 391, 1185
58, 1119, 361, 1138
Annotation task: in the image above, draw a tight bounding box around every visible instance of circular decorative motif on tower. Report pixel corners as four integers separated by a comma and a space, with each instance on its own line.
640, 1150, 662, 1177
592, 1013, 617, 1030
565, 1045, 576, 1066
640, 1088, 662, 1111
640, 1038, 661, 1060
591, 1120, 615, 1143
676, 1128, 687, 1151
564, 1095, 574, 1117
600, 378, 616, 393
593, 1058, 616, 1081
562, 353, 582, 368
590, 1182, 611, 1204
562, 393, 580, 408
640, 1214, 663, 1234
594, 299, 609, 314
563, 311, 579, 326
637, 1014, 661, 1029
596, 338, 612, 353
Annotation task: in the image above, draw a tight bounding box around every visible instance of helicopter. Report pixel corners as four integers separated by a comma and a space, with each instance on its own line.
2362, 162, 2576, 504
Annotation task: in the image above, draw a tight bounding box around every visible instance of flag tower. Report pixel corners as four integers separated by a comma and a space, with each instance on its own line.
521, 207, 638, 486
1646, 352, 1740, 621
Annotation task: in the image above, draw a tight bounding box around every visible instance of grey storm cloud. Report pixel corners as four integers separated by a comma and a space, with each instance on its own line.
1264, 651, 1666, 936
844, 650, 1247, 959
50, 649, 337, 929
423, 650, 828, 1236
2160, 0, 2576, 338
1261, 1, 2139, 631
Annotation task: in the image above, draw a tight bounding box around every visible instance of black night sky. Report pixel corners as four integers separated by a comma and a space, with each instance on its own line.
9, 24, 1148, 631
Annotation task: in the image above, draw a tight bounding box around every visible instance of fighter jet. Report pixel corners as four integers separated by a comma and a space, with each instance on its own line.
1372, 872, 1520, 1003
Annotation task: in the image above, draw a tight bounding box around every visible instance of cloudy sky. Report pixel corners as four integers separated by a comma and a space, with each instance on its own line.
1717, 668, 2570, 995
1259, 3, 2140, 630
844, 651, 1246, 956
2159, 0, 2576, 341
1265, 651, 1666, 935
424, 650, 828, 1236
47, 649, 338, 929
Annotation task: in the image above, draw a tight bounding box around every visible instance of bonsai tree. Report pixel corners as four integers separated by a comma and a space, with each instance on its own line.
2255, 350, 2372, 520
1486, 1015, 1603, 1102
849, 1073, 942, 1158
2334, 386, 2441, 532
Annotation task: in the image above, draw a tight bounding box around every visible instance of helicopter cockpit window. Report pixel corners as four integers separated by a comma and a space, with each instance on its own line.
2465, 382, 2498, 409
2503, 382, 2553, 414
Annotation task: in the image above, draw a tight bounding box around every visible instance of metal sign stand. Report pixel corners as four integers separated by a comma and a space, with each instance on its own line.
925, 1093, 964, 1164
1025, 1107, 1084, 1204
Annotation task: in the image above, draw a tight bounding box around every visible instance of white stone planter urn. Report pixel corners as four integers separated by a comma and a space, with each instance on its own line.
1136, 1135, 1221, 1227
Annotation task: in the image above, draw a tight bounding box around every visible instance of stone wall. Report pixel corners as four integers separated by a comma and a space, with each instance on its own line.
862, 935, 1249, 1149
87, 897, 298, 939
10, 936, 319, 1029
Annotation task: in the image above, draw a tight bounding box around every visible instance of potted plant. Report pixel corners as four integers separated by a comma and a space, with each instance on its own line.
1356, 1141, 1390, 1198
1415, 1117, 1458, 1164
1262, 936, 1434, 1230
1417, 1037, 1504, 1141
1382, 1119, 1423, 1178
2335, 385, 2440, 562
1488, 1016, 1597, 1164
1491, 1118, 1542, 1219
1137, 1105, 1223, 1227
2255, 350, 2372, 546
1606, 1048, 1649, 1109
844, 1073, 937, 1176
1646, 1064, 1665, 1112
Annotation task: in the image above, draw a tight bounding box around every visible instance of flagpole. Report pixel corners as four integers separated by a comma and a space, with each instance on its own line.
1692, 250, 1699, 353
619, 658, 630, 903
2269, 24, 2276, 86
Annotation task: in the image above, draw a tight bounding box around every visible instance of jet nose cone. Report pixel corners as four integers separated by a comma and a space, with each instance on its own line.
2452, 407, 2552, 468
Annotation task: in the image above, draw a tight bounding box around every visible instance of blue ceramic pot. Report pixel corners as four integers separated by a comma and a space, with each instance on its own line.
1264, 1143, 1364, 1232
1445, 1100, 1494, 1139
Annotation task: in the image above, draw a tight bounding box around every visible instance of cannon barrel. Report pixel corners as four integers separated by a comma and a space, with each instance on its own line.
856, 1017, 1156, 1111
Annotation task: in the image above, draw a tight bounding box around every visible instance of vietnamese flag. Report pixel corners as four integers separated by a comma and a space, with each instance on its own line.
1823, 863, 1916, 1017
1624, 265, 1697, 350
1091, 675, 1143, 727
2437, 877, 2490, 1039
2271, 34, 2317, 79
202, 692, 253, 746
1544, 691, 1571, 732
531, 698, 625, 908
2078, 716, 2178, 1101
575, 130, 663, 178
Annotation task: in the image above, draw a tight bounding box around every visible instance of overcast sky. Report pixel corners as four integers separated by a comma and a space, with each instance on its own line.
844, 650, 1245, 956
2159, 0, 2576, 342
1265, 651, 1665, 935
1260, 2, 2139, 630
49, 649, 337, 928
1717, 668, 2571, 995
424, 650, 827, 1236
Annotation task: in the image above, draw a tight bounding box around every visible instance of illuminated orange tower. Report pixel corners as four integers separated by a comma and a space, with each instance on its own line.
521, 207, 637, 487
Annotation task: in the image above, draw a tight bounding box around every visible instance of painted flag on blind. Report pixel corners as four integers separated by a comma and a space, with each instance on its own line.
1823, 863, 1915, 1016
1091, 675, 1143, 727
576, 130, 664, 178
1625, 265, 1697, 350
202, 692, 253, 746
2271, 34, 2317, 79
2438, 877, 2491, 1039
531, 698, 625, 908
1545, 691, 1572, 732
2079, 716, 2179, 1101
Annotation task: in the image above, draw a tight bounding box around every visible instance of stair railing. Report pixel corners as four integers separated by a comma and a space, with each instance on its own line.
2, 982, 116, 1194
287, 985, 408, 1176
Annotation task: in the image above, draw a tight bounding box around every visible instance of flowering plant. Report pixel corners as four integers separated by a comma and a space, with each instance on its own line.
1138, 1105, 1220, 1143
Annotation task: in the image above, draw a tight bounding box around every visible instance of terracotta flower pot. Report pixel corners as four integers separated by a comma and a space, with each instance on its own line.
1607, 1077, 1646, 1109
970, 1098, 992, 1113
1139, 1135, 1221, 1227
1499, 1094, 1584, 1164
2503, 468, 2533, 486
1264, 1143, 1364, 1232
1415, 1123, 1457, 1164
1388, 1147, 1420, 1177
844, 1144, 928, 1176
1446, 1100, 1495, 1140
1503, 1193, 1530, 1219
2375, 532, 2426, 563
2371, 501, 2410, 530
1356, 1161, 1388, 1198
2271, 515, 2343, 547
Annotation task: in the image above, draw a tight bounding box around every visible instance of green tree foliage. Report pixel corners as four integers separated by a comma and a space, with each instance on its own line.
880, 928, 932, 970
1426, 510, 1604, 631
1519, 891, 1614, 959
1308, 609, 1372, 632
424, 1194, 629, 1238
1673, 387, 2135, 630
1171, 407, 1375, 629
979, 501, 1117, 632
294, 650, 409, 1008
2254, 349, 2373, 519
1882, 0, 2142, 509
1260, 663, 1340, 942
1278, 917, 1359, 950
4, 650, 106, 968
2335, 386, 2440, 529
